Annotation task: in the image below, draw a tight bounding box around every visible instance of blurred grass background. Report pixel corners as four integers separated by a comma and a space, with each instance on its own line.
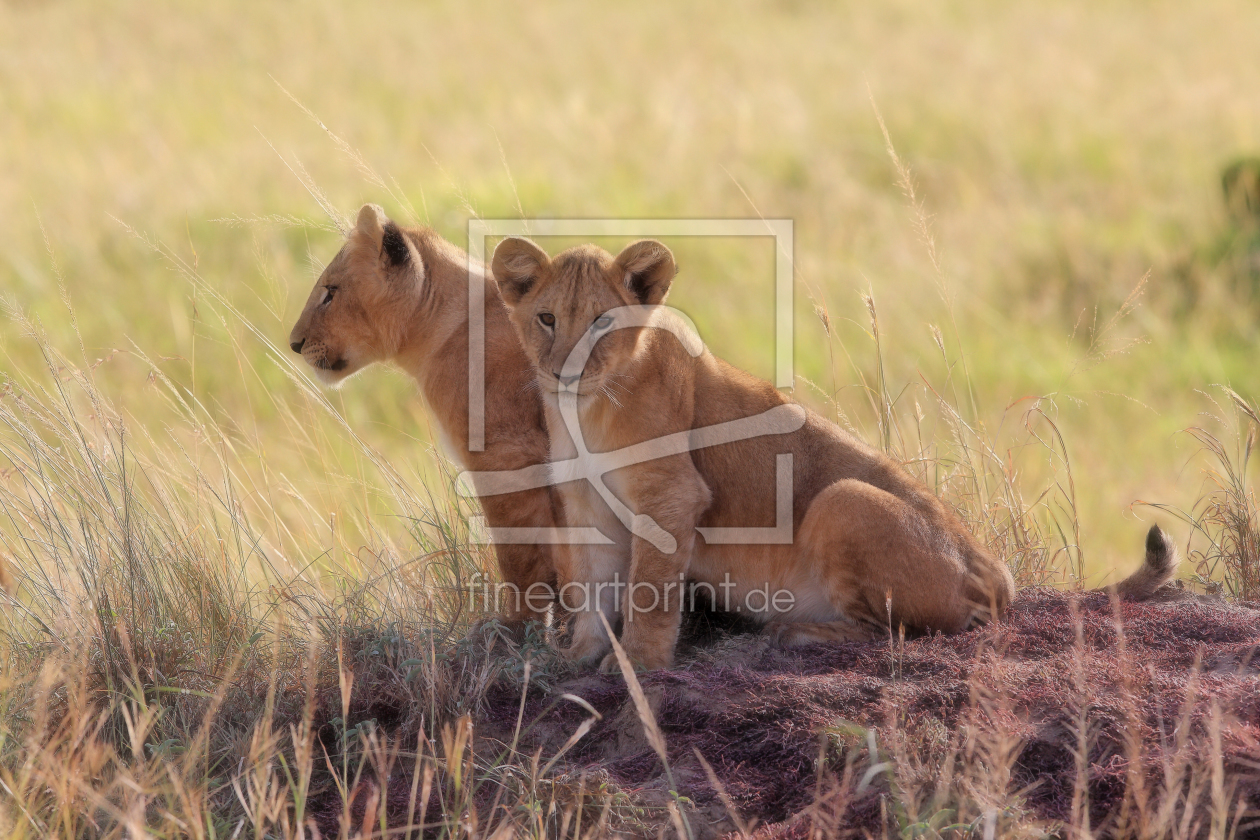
3, 0, 1259, 584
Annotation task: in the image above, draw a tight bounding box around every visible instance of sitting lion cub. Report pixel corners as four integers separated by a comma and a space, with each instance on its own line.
490, 237, 1178, 671
288, 205, 560, 627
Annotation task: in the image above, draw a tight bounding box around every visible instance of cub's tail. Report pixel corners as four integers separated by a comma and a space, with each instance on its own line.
1105, 524, 1181, 601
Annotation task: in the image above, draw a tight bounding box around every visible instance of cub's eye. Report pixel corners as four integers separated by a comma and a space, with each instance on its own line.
320, 286, 338, 306
538, 313, 556, 328
592, 315, 612, 331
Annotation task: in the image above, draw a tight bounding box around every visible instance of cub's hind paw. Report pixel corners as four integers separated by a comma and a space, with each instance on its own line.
767, 619, 874, 647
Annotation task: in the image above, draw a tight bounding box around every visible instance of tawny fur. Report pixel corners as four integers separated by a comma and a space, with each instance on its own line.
288, 204, 560, 625
490, 237, 1178, 672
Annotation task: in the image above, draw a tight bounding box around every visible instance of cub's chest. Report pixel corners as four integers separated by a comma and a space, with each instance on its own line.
544, 430, 636, 543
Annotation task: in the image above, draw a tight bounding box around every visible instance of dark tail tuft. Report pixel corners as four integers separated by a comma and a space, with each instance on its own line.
1110, 524, 1180, 600
1145, 524, 1178, 574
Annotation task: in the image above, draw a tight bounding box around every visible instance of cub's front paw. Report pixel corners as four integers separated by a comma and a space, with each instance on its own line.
562, 638, 610, 669
597, 652, 627, 675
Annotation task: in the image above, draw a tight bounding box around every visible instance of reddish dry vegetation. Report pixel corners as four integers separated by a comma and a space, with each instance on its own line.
314, 589, 1260, 838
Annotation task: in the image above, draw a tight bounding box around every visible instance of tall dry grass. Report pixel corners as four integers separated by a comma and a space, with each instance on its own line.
1140, 387, 1260, 602
0, 283, 541, 837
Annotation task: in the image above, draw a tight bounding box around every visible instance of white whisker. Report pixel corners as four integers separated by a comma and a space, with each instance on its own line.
600, 384, 624, 409
605, 378, 632, 400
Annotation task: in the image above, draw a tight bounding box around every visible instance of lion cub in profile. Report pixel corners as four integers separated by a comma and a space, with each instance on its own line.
491, 237, 1176, 672
288, 205, 560, 627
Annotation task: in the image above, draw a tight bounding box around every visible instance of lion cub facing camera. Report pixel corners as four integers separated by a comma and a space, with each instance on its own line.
490, 237, 1176, 672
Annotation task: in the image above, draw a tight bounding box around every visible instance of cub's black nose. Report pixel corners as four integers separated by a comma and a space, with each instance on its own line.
290, 339, 305, 353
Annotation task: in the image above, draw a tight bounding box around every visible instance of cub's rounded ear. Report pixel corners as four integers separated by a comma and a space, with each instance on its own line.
381, 221, 411, 267
614, 240, 677, 305
492, 237, 550, 306
355, 203, 387, 243
356, 203, 411, 268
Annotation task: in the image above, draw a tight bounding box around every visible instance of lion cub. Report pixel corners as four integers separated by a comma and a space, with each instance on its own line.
289, 205, 560, 626
491, 237, 1176, 671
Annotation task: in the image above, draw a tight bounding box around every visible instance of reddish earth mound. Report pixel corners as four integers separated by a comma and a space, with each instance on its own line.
480, 589, 1260, 837
311, 589, 1260, 837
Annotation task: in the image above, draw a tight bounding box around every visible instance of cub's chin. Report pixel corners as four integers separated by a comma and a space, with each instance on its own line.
312, 361, 360, 388
313, 368, 345, 388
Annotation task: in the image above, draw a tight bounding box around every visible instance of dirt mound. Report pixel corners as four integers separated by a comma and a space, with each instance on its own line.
305, 590, 1260, 837
474, 589, 1260, 837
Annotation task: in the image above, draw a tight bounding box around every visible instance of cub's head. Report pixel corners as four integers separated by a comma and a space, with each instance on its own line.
490, 238, 676, 398
288, 204, 424, 386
